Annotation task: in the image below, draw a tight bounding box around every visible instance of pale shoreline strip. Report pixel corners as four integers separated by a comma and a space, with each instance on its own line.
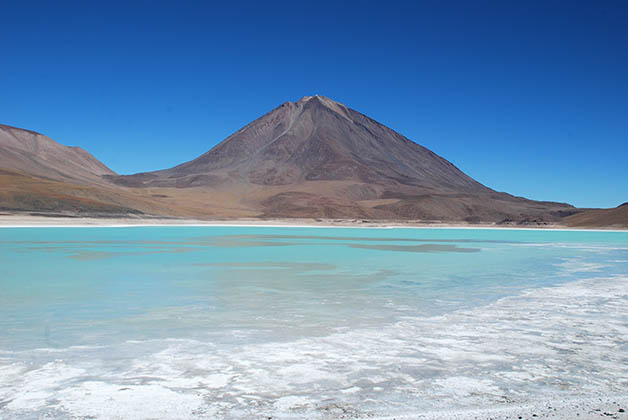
0, 216, 628, 232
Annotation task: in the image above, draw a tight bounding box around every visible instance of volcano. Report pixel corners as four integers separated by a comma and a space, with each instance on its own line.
115, 95, 484, 191
1, 96, 592, 223
108, 95, 576, 222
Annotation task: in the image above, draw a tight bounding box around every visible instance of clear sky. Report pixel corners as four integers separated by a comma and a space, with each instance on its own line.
1, 1, 626, 208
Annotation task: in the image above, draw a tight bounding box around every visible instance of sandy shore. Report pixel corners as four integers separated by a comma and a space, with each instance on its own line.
0, 213, 625, 231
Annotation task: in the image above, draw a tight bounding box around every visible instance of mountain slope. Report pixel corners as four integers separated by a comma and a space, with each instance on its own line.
563, 203, 628, 228
0, 124, 141, 215
0, 125, 184, 216
113, 96, 486, 192
110, 95, 577, 223
0, 124, 115, 184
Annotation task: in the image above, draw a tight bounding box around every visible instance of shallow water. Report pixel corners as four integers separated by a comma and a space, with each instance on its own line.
0, 227, 627, 419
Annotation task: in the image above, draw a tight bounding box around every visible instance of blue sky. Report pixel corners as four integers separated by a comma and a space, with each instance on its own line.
1, 1, 626, 208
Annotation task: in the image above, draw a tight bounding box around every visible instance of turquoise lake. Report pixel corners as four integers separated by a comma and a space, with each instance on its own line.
0, 227, 627, 419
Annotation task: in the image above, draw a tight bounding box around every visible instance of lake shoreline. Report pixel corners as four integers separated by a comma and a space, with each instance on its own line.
0, 214, 626, 231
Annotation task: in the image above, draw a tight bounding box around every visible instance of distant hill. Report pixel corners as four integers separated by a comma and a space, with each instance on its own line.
0, 124, 115, 183
563, 203, 628, 228
0, 124, 167, 216
108, 95, 578, 223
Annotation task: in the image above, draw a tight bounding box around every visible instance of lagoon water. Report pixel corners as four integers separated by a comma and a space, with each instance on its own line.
0, 227, 627, 419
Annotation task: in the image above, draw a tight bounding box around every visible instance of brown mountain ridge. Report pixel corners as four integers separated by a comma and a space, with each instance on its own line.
1, 96, 624, 226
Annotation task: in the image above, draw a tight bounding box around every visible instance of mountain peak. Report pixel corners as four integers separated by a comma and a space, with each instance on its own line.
296, 94, 341, 107
294, 94, 352, 121
297, 94, 326, 102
